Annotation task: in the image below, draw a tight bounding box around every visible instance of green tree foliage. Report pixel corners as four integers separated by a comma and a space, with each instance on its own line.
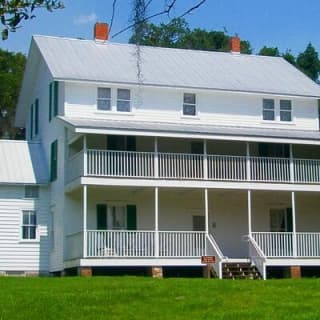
0, 0, 64, 40
296, 43, 320, 81
282, 50, 296, 66
129, 18, 252, 53
258, 46, 280, 57
0, 48, 26, 139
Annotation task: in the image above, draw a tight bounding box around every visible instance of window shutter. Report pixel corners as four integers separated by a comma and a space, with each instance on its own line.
35, 99, 39, 135
49, 82, 52, 121
30, 104, 34, 139
126, 205, 137, 230
53, 81, 59, 116
50, 140, 58, 181
97, 204, 107, 230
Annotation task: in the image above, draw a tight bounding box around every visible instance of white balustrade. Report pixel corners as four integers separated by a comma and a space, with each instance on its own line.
159, 231, 206, 257
250, 157, 290, 182
159, 153, 204, 179
87, 150, 154, 178
296, 233, 320, 257
66, 149, 320, 185
208, 155, 247, 181
248, 235, 267, 280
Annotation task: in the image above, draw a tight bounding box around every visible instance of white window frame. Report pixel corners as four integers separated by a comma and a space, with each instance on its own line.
24, 185, 39, 199
183, 93, 197, 116
21, 210, 38, 241
262, 99, 275, 121
116, 88, 131, 112
97, 87, 112, 111
280, 100, 292, 122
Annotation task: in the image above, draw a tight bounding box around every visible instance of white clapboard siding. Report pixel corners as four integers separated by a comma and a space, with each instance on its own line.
0, 186, 50, 273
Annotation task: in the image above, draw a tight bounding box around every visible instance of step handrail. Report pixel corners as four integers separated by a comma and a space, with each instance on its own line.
247, 234, 267, 280
206, 233, 225, 279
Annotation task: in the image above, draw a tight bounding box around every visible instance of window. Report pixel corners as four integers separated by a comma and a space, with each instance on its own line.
22, 210, 37, 240
97, 87, 111, 110
50, 140, 58, 181
183, 93, 196, 116
262, 99, 275, 120
30, 104, 34, 139
49, 81, 59, 121
25, 185, 39, 198
280, 100, 292, 122
117, 89, 131, 112
270, 208, 292, 232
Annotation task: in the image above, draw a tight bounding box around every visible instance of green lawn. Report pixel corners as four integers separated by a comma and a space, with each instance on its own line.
0, 277, 319, 319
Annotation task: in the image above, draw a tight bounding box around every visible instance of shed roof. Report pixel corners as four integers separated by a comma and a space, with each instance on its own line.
33, 35, 320, 97
0, 140, 49, 184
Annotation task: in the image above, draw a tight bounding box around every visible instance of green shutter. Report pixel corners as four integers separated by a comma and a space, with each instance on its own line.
30, 104, 33, 139
97, 204, 107, 230
53, 81, 59, 116
50, 140, 58, 181
127, 205, 137, 230
35, 99, 39, 135
49, 82, 52, 122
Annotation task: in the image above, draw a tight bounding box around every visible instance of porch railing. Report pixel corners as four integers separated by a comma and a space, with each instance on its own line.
67, 149, 320, 184
252, 232, 320, 258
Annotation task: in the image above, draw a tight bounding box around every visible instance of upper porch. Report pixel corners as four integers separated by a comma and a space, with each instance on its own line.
66, 134, 320, 188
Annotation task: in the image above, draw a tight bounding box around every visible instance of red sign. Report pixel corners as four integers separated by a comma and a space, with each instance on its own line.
201, 256, 216, 264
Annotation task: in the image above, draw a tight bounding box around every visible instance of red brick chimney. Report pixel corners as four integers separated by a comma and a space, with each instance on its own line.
230, 35, 241, 53
94, 22, 109, 41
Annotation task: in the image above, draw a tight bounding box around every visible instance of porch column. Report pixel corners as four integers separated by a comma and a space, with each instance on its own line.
83, 135, 87, 176
154, 187, 159, 257
83, 185, 87, 258
246, 142, 251, 181
204, 188, 209, 234
247, 190, 252, 236
289, 144, 294, 183
154, 137, 159, 178
203, 140, 208, 180
292, 191, 297, 257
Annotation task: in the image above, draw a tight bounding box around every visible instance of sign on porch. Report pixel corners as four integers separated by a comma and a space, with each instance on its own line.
201, 256, 216, 264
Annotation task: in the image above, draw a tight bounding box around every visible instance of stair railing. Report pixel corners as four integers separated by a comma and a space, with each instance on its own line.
206, 233, 225, 279
247, 235, 267, 280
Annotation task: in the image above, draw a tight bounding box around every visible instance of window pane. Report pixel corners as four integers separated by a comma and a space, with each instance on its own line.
117, 89, 130, 100
97, 99, 111, 110
263, 99, 274, 110
280, 100, 291, 110
98, 88, 111, 99
23, 212, 30, 225
183, 104, 196, 116
184, 93, 196, 105
25, 185, 39, 198
117, 100, 130, 112
263, 110, 275, 121
280, 111, 292, 122
29, 227, 36, 239
22, 226, 29, 239
30, 213, 37, 225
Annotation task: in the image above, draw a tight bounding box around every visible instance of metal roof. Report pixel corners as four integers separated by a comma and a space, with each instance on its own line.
33, 35, 320, 97
60, 116, 320, 144
0, 140, 49, 184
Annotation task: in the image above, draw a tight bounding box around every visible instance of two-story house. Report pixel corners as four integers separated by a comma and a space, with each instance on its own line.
2, 23, 320, 279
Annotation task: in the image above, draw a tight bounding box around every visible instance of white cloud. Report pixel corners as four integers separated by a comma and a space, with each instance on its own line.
73, 13, 97, 25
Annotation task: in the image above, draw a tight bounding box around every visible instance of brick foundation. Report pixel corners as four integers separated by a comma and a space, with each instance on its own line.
149, 266, 163, 278
78, 267, 92, 277
290, 266, 301, 279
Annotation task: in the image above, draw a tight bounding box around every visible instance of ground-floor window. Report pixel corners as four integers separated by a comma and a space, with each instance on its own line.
22, 210, 37, 240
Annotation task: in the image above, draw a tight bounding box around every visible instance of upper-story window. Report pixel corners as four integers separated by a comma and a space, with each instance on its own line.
25, 185, 39, 198
183, 93, 196, 116
49, 81, 59, 121
97, 88, 111, 110
117, 89, 131, 112
262, 99, 275, 121
280, 100, 292, 122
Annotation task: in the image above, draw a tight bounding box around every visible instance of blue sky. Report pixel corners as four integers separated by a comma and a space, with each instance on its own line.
1, 0, 320, 55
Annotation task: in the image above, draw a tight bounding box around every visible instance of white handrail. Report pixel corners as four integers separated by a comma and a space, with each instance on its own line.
206, 233, 225, 279
247, 235, 267, 280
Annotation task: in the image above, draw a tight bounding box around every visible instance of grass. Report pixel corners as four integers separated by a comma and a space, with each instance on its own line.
0, 277, 320, 319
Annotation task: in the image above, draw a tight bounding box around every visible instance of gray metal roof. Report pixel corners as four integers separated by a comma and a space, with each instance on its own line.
0, 140, 49, 184
33, 35, 320, 97
60, 116, 320, 143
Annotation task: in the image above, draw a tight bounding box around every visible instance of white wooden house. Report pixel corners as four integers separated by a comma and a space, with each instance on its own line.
2, 23, 320, 278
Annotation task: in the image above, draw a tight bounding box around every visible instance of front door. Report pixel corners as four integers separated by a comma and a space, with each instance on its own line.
270, 208, 293, 232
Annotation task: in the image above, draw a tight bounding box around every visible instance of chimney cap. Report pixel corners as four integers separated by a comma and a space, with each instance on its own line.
94, 22, 109, 42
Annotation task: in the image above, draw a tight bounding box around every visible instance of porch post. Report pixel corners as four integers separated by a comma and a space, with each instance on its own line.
204, 188, 209, 235
203, 140, 208, 180
289, 144, 294, 183
83, 185, 87, 258
292, 191, 297, 257
247, 190, 252, 236
154, 187, 159, 257
83, 135, 87, 176
246, 142, 251, 181
154, 137, 159, 178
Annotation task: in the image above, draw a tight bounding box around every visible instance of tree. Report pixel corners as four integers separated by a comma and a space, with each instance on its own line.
282, 50, 296, 66
0, 48, 26, 139
258, 46, 280, 57
129, 18, 252, 53
0, 0, 64, 40
296, 43, 320, 81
